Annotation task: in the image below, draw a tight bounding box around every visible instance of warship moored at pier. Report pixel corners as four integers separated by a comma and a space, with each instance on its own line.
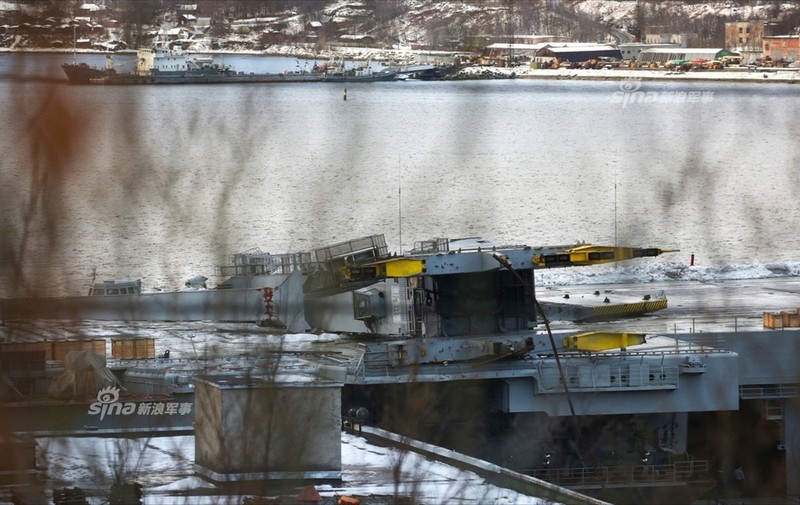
3, 234, 799, 503
61, 42, 414, 85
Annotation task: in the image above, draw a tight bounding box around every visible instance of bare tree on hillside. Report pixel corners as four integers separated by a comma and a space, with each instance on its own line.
118, 0, 160, 48
517, 0, 545, 35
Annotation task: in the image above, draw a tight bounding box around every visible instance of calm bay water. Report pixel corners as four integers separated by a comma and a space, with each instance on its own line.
1, 52, 799, 296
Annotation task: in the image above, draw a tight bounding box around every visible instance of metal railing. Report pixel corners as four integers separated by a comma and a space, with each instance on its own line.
739, 383, 799, 399
309, 234, 388, 263
536, 363, 680, 393
349, 352, 528, 384
215, 250, 308, 277
529, 459, 709, 488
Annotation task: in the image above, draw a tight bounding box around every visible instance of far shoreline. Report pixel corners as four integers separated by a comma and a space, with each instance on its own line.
4, 46, 799, 84
513, 68, 800, 84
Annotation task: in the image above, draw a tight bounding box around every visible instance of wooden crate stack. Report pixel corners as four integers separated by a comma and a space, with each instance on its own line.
0, 339, 106, 360
763, 308, 800, 329
110, 338, 156, 359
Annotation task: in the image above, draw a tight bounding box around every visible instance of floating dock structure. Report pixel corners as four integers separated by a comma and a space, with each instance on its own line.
17, 234, 800, 503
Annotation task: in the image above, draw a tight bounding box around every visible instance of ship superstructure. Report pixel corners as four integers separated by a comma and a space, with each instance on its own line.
243, 234, 673, 336
61, 42, 415, 85
1, 234, 670, 328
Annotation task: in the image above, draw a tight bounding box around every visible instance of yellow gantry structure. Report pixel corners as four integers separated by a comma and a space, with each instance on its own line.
372, 258, 425, 277
341, 244, 678, 282
532, 245, 678, 268
341, 257, 426, 282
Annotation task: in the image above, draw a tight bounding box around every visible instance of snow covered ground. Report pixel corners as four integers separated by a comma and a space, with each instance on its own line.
36, 432, 565, 505
459, 65, 800, 83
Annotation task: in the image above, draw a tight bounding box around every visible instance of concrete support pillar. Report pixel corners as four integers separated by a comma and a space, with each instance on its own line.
194, 374, 342, 482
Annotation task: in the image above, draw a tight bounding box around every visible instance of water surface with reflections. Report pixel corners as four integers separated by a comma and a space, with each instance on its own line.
2, 53, 799, 296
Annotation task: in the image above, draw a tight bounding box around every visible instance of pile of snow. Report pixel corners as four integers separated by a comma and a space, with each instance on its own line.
535, 259, 800, 286
454, 65, 800, 82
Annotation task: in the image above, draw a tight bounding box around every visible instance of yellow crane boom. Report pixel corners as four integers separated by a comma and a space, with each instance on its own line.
532, 245, 678, 268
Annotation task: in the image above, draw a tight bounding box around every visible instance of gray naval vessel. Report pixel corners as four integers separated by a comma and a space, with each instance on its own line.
1, 234, 670, 326
62, 41, 419, 85
2, 234, 799, 504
